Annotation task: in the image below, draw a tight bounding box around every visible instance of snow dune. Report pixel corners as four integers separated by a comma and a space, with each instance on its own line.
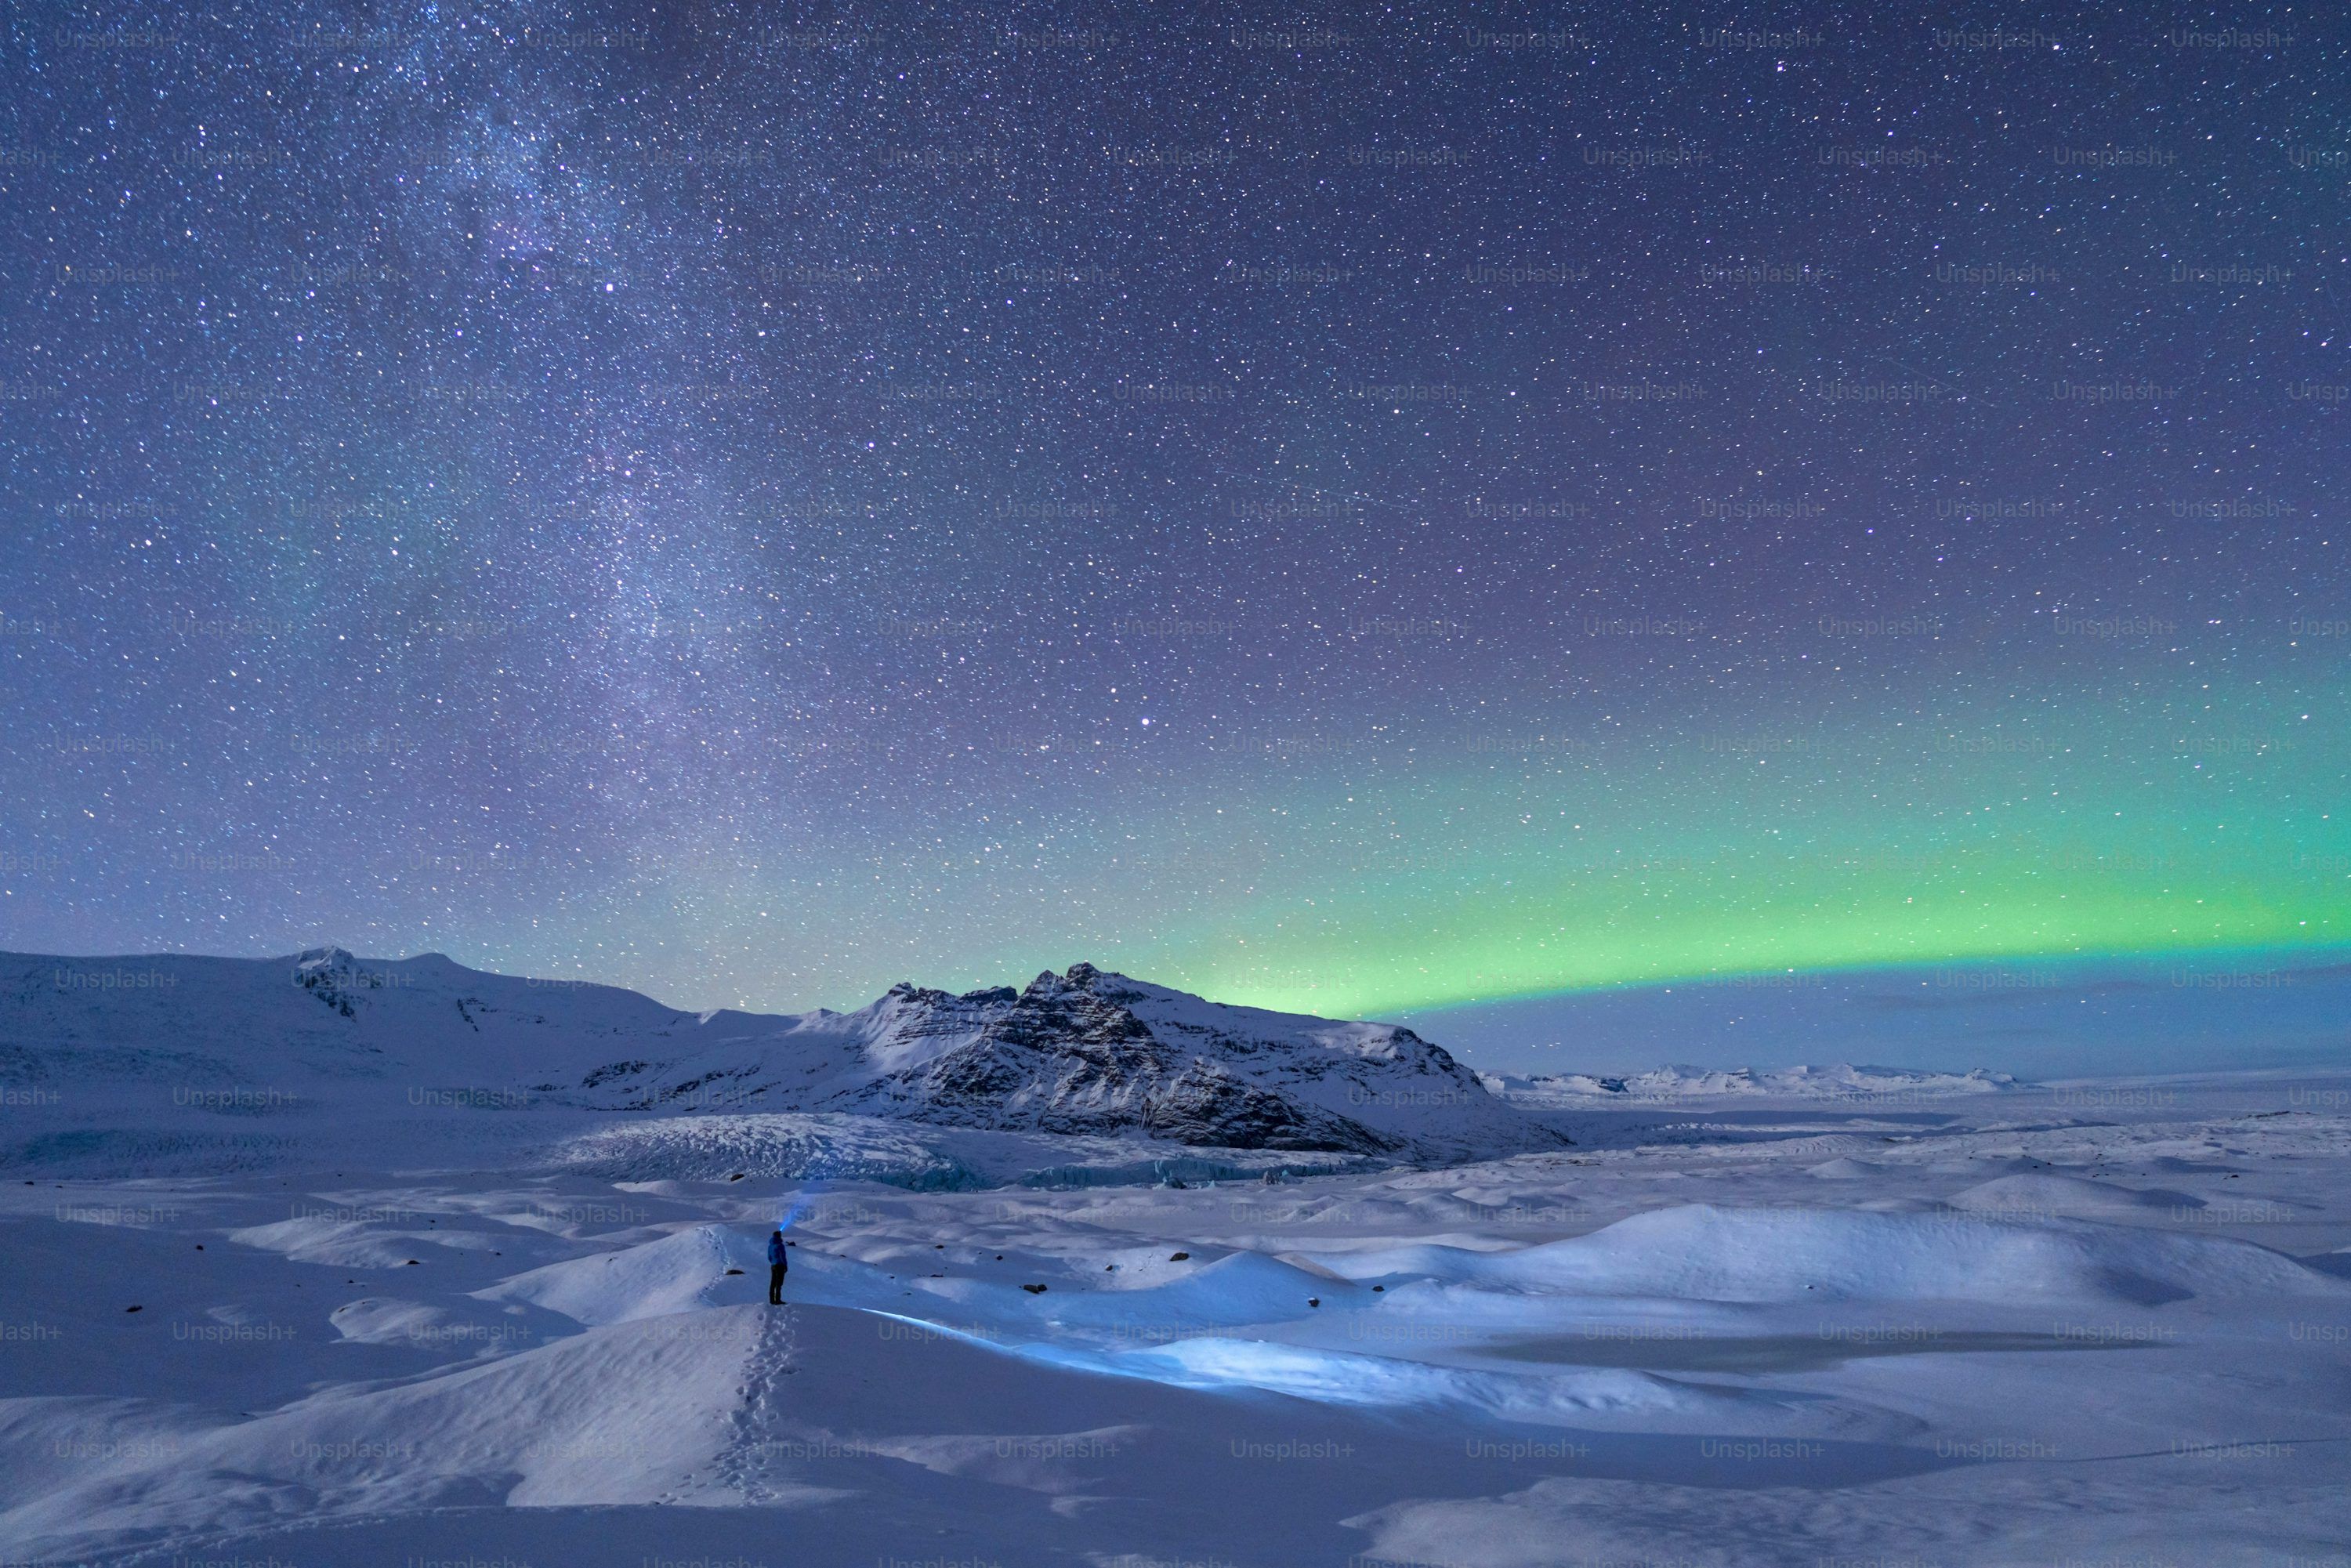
1303, 1203, 2346, 1305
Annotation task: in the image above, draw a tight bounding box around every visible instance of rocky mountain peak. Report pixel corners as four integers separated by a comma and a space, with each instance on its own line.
820, 962, 1563, 1160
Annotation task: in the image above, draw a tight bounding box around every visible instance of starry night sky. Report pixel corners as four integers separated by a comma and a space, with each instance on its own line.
2, 2, 2346, 1035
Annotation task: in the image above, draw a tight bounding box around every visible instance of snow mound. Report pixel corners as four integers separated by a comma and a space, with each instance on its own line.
324, 1296, 541, 1352
1304, 1204, 2346, 1305
476, 1225, 751, 1326
1947, 1174, 2204, 1219
1040, 1250, 1354, 1338
226, 1212, 493, 1268
0, 1305, 791, 1561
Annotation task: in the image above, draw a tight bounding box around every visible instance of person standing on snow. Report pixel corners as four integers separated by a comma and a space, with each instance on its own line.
767, 1227, 788, 1305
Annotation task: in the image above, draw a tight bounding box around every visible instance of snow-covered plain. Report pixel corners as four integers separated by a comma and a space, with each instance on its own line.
3, 960, 2349, 1565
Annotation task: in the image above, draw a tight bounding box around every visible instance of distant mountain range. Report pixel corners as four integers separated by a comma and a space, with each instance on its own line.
1404, 953, 2351, 1080
1, 947, 1565, 1168
1483, 1063, 2022, 1103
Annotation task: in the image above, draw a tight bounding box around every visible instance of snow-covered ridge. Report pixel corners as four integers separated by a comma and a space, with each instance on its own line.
0, 947, 1565, 1169
1483, 1063, 2023, 1105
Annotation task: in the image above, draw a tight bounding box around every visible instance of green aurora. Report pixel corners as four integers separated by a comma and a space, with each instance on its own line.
614, 659, 2349, 1020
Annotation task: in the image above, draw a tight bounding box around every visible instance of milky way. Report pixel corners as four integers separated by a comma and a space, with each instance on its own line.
2, 3, 2344, 1021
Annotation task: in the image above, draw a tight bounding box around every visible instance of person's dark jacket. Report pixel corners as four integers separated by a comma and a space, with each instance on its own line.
766, 1232, 787, 1266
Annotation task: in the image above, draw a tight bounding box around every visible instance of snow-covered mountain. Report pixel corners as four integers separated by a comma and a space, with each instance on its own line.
0, 948, 1563, 1168
610, 961, 1557, 1157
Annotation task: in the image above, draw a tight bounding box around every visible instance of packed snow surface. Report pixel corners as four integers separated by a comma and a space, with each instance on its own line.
2, 948, 2348, 1563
